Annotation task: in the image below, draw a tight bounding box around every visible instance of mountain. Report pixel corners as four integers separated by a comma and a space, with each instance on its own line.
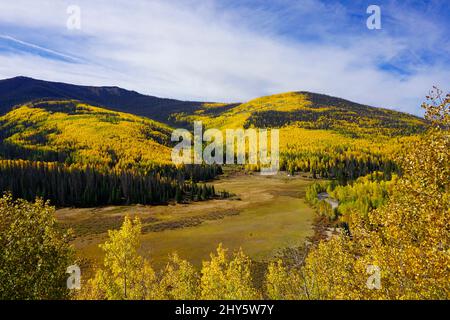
0, 77, 425, 137
171, 91, 426, 137
0, 76, 429, 188
0, 99, 174, 167
0, 76, 211, 124
0, 98, 224, 207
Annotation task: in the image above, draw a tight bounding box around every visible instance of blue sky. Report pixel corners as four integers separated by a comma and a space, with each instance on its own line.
0, 0, 448, 115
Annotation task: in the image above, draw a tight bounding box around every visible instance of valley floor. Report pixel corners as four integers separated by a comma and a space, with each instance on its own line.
56, 173, 316, 271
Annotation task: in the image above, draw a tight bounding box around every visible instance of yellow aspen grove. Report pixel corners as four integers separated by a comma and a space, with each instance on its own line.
156, 253, 200, 300
82, 216, 157, 300
0, 194, 73, 300
200, 244, 261, 300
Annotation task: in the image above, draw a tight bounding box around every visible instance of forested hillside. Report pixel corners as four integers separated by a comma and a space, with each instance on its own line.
170, 91, 426, 181
0, 99, 173, 167
0, 100, 221, 206
0, 76, 222, 124
278, 126, 417, 181
0, 78, 429, 205
171, 91, 425, 136
0, 77, 426, 136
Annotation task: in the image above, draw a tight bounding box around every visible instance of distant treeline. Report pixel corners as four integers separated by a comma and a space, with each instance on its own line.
280, 150, 398, 182
0, 160, 223, 207
245, 109, 425, 137
305, 171, 396, 223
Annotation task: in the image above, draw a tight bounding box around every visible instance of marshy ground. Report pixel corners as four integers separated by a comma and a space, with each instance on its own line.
56, 172, 316, 270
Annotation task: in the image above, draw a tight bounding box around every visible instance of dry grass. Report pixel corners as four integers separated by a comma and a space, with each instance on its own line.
56, 173, 316, 270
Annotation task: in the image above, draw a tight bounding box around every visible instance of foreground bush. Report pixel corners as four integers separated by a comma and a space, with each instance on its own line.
0, 194, 73, 299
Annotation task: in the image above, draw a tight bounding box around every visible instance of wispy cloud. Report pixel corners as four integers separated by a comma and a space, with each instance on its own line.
0, 0, 448, 115
0, 35, 81, 62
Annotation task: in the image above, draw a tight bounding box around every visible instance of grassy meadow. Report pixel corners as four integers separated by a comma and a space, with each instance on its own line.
56, 173, 315, 270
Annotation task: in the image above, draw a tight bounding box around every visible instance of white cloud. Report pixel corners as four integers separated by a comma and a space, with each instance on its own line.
0, 0, 448, 115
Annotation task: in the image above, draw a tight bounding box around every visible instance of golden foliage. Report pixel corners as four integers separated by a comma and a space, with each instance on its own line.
0, 100, 173, 168
200, 244, 261, 300
0, 193, 73, 299
81, 216, 157, 300
275, 89, 450, 300
82, 218, 261, 300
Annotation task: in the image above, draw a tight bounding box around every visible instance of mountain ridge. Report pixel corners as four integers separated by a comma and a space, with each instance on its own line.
0, 76, 207, 123
0, 76, 424, 127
